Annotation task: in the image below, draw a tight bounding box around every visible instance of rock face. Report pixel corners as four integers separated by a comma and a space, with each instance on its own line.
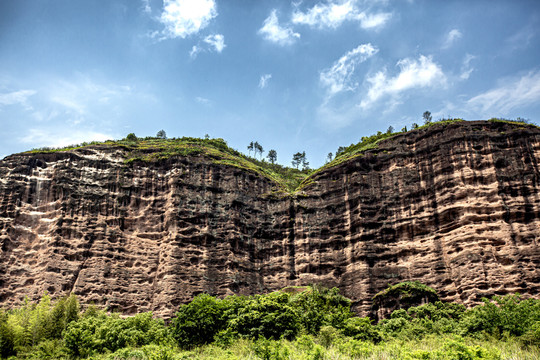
0, 121, 539, 318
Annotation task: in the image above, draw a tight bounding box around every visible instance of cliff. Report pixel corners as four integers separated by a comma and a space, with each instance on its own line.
0, 120, 539, 318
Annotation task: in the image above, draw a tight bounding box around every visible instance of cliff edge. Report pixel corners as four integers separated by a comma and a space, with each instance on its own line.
0, 120, 539, 318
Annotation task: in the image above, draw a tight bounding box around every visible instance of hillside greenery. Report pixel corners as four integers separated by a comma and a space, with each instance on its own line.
24, 118, 538, 193
1, 284, 539, 359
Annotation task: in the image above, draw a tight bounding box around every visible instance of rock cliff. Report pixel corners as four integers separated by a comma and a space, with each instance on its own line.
0, 120, 539, 318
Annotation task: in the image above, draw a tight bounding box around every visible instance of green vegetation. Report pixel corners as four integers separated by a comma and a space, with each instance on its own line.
372, 281, 440, 309
1, 284, 539, 359
312, 118, 466, 176
23, 118, 538, 194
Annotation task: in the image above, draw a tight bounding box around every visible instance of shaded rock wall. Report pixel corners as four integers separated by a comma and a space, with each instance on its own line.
0, 121, 539, 318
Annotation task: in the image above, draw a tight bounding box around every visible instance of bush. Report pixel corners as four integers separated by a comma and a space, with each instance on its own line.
317, 325, 342, 348
251, 337, 290, 360
227, 292, 300, 340
337, 338, 376, 358
169, 294, 225, 349
0, 311, 15, 359
342, 317, 382, 343
521, 320, 540, 347
64, 311, 168, 357
432, 337, 500, 360
290, 285, 353, 334
460, 294, 540, 338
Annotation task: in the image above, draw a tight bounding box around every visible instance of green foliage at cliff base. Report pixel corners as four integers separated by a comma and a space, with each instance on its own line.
1, 284, 539, 359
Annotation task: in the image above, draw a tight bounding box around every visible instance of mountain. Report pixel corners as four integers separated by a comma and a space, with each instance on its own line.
0, 120, 539, 318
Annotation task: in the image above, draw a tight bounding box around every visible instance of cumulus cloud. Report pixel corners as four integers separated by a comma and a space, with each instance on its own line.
0, 89, 36, 108
259, 74, 272, 89
190, 34, 226, 58
320, 43, 378, 97
258, 10, 300, 45
443, 29, 462, 48
360, 55, 446, 109
159, 0, 217, 39
466, 70, 540, 115
292, 0, 391, 30
204, 34, 225, 52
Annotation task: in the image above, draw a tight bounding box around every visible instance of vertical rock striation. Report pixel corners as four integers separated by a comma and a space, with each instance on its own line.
0, 121, 539, 317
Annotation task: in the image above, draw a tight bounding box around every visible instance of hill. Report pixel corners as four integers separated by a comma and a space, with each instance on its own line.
0, 119, 539, 318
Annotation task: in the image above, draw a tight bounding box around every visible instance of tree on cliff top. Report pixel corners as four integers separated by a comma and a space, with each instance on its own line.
156, 130, 167, 139
267, 149, 277, 164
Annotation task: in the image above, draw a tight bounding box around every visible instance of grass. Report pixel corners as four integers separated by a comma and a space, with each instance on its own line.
22, 118, 538, 194
76, 335, 540, 360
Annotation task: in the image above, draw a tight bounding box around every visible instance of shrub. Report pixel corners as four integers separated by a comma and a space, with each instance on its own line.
433, 337, 500, 360
337, 338, 376, 358
251, 337, 290, 360
227, 292, 300, 340
342, 317, 382, 343
64, 312, 168, 357
521, 320, 540, 347
290, 285, 353, 334
460, 294, 540, 338
317, 325, 342, 348
169, 294, 225, 349
0, 311, 15, 359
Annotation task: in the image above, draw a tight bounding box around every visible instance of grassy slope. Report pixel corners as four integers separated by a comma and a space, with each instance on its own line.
23, 118, 539, 194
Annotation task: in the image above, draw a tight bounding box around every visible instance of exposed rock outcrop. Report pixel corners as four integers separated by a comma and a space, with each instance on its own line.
0, 121, 539, 318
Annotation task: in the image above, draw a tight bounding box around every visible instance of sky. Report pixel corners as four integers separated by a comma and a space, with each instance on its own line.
1, 0, 540, 167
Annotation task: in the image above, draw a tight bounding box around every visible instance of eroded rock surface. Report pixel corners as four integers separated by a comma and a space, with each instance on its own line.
0, 121, 539, 317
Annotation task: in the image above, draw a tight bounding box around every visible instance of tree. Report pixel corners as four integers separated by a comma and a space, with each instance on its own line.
291, 152, 302, 169
423, 111, 432, 124
301, 153, 309, 170
412, 123, 419, 129
336, 146, 345, 157
126, 133, 137, 142
156, 130, 167, 139
387, 126, 394, 134
401, 126, 407, 132
170, 294, 225, 349
267, 149, 277, 164
254, 142, 264, 159
204, 134, 210, 140
247, 141, 254, 157
292, 152, 309, 170
326, 152, 333, 163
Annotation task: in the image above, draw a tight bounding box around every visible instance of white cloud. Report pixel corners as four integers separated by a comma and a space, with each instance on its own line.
259, 74, 272, 89
0, 89, 36, 108
443, 29, 462, 48
159, 0, 217, 39
320, 43, 378, 97
204, 34, 225, 52
466, 70, 540, 115
142, 0, 151, 14
189, 45, 201, 58
195, 96, 212, 106
359, 12, 392, 29
360, 55, 446, 109
20, 128, 114, 148
189, 34, 226, 58
460, 54, 475, 80
258, 10, 300, 46
292, 0, 391, 30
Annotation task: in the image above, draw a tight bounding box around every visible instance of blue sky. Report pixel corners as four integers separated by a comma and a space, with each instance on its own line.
1, 0, 539, 167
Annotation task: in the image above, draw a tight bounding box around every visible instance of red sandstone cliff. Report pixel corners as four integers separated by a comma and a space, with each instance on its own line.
0, 120, 539, 317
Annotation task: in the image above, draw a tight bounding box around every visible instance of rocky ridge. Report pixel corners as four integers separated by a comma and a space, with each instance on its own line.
0, 120, 539, 318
